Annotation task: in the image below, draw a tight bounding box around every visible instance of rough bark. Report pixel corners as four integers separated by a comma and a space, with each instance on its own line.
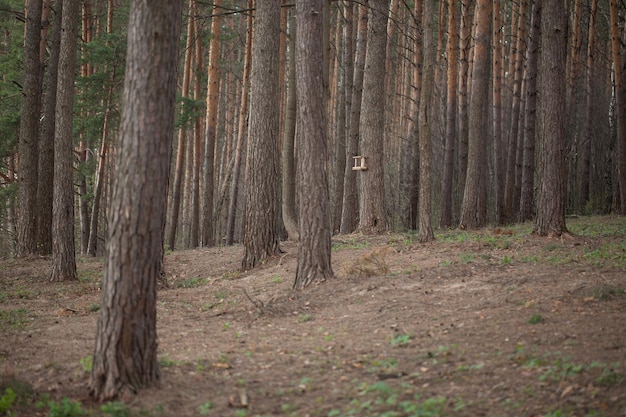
293, 0, 334, 290
16, 0, 43, 257
492, 0, 504, 225
89, 0, 183, 401
459, 0, 490, 229
418, 0, 435, 243
241, 0, 282, 269
37, 0, 61, 256
534, 0, 568, 235
358, 0, 389, 234
50, 0, 79, 282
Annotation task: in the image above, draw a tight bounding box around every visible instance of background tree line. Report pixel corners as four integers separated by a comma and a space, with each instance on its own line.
1, 0, 625, 259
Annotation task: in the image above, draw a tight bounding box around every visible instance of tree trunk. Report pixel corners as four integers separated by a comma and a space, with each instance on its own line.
37, 0, 61, 256
534, 0, 567, 235
609, 0, 626, 214
418, 0, 435, 242
167, 0, 195, 251
518, 0, 541, 222
459, 0, 490, 229
17, 0, 43, 257
190, 0, 203, 248
202, 0, 223, 247
241, 0, 282, 269
225, 0, 253, 246
282, 10, 299, 241
340, 2, 367, 234
358, 0, 389, 234
492, 0, 504, 225
440, 0, 458, 228
50, 0, 79, 282
457, 0, 474, 210
89, 0, 183, 401
579, 0, 597, 210
293, 0, 334, 290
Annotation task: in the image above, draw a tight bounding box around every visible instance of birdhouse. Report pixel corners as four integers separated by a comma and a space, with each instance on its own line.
352, 156, 368, 171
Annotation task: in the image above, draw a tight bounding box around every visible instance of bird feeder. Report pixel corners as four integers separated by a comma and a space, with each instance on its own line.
352, 156, 368, 171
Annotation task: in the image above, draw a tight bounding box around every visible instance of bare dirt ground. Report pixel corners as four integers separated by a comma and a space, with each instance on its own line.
1, 216, 625, 417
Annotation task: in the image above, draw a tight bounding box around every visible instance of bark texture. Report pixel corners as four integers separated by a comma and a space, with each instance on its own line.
241, 0, 281, 269
293, 0, 334, 290
89, 0, 183, 401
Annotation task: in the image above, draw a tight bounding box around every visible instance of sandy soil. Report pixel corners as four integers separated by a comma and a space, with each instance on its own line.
1, 216, 625, 417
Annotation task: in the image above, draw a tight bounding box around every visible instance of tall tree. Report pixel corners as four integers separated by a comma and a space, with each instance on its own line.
534, 0, 567, 235
226, 0, 253, 246
89, 0, 183, 400
418, 0, 435, 242
293, 0, 334, 290
241, 0, 281, 269
440, 0, 458, 229
459, 0, 491, 229
492, 0, 505, 225
358, 0, 389, 234
37, 0, 62, 255
167, 0, 195, 251
609, 0, 626, 213
518, 0, 541, 222
16, 0, 43, 257
340, 2, 367, 234
282, 10, 299, 241
202, 0, 223, 247
50, 0, 80, 282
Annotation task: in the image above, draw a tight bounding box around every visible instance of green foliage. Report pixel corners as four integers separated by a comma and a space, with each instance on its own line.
46, 397, 85, 417
528, 314, 543, 324
79, 355, 93, 373
0, 387, 16, 414
100, 401, 130, 417
176, 276, 207, 288
0, 308, 29, 331
198, 400, 213, 415
390, 334, 411, 347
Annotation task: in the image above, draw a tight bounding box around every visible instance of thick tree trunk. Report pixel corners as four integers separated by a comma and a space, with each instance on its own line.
241, 1, 282, 269
457, 0, 474, 210
358, 0, 389, 234
492, 0, 505, 225
534, 0, 568, 235
50, 0, 79, 282
293, 0, 333, 290
89, 0, 183, 401
17, 0, 43, 257
459, 0, 490, 229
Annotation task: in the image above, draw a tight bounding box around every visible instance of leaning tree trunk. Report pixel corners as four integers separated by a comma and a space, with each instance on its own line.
50, 0, 80, 282
89, 0, 183, 401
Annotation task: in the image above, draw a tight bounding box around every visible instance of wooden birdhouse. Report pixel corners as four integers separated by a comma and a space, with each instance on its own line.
352, 156, 368, 171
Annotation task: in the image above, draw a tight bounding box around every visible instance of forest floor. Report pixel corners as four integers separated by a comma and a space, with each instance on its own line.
0, 216, 625, 417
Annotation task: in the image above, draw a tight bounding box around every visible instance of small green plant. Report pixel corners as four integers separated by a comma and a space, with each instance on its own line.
501, 255, 513, 264
47, 397, 85, 417
593, 365, 623, 386
271, 276, 282, 284
0, 308, 30, 331
235, 409, 247, 417
79, 355, 93, 372
87, 303, 100, 313
528, 314, 543, 324
458, 253, 475, 263
100, 401, 130, 417
438, 259, 452, 267
176, 276, 206, 288
391, 334, 411, 347
0, 388, 16, 414
223, 322, 231, 330
298, 314, 312, 323
198, 400, 213, 415
158, 356, 178, 367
